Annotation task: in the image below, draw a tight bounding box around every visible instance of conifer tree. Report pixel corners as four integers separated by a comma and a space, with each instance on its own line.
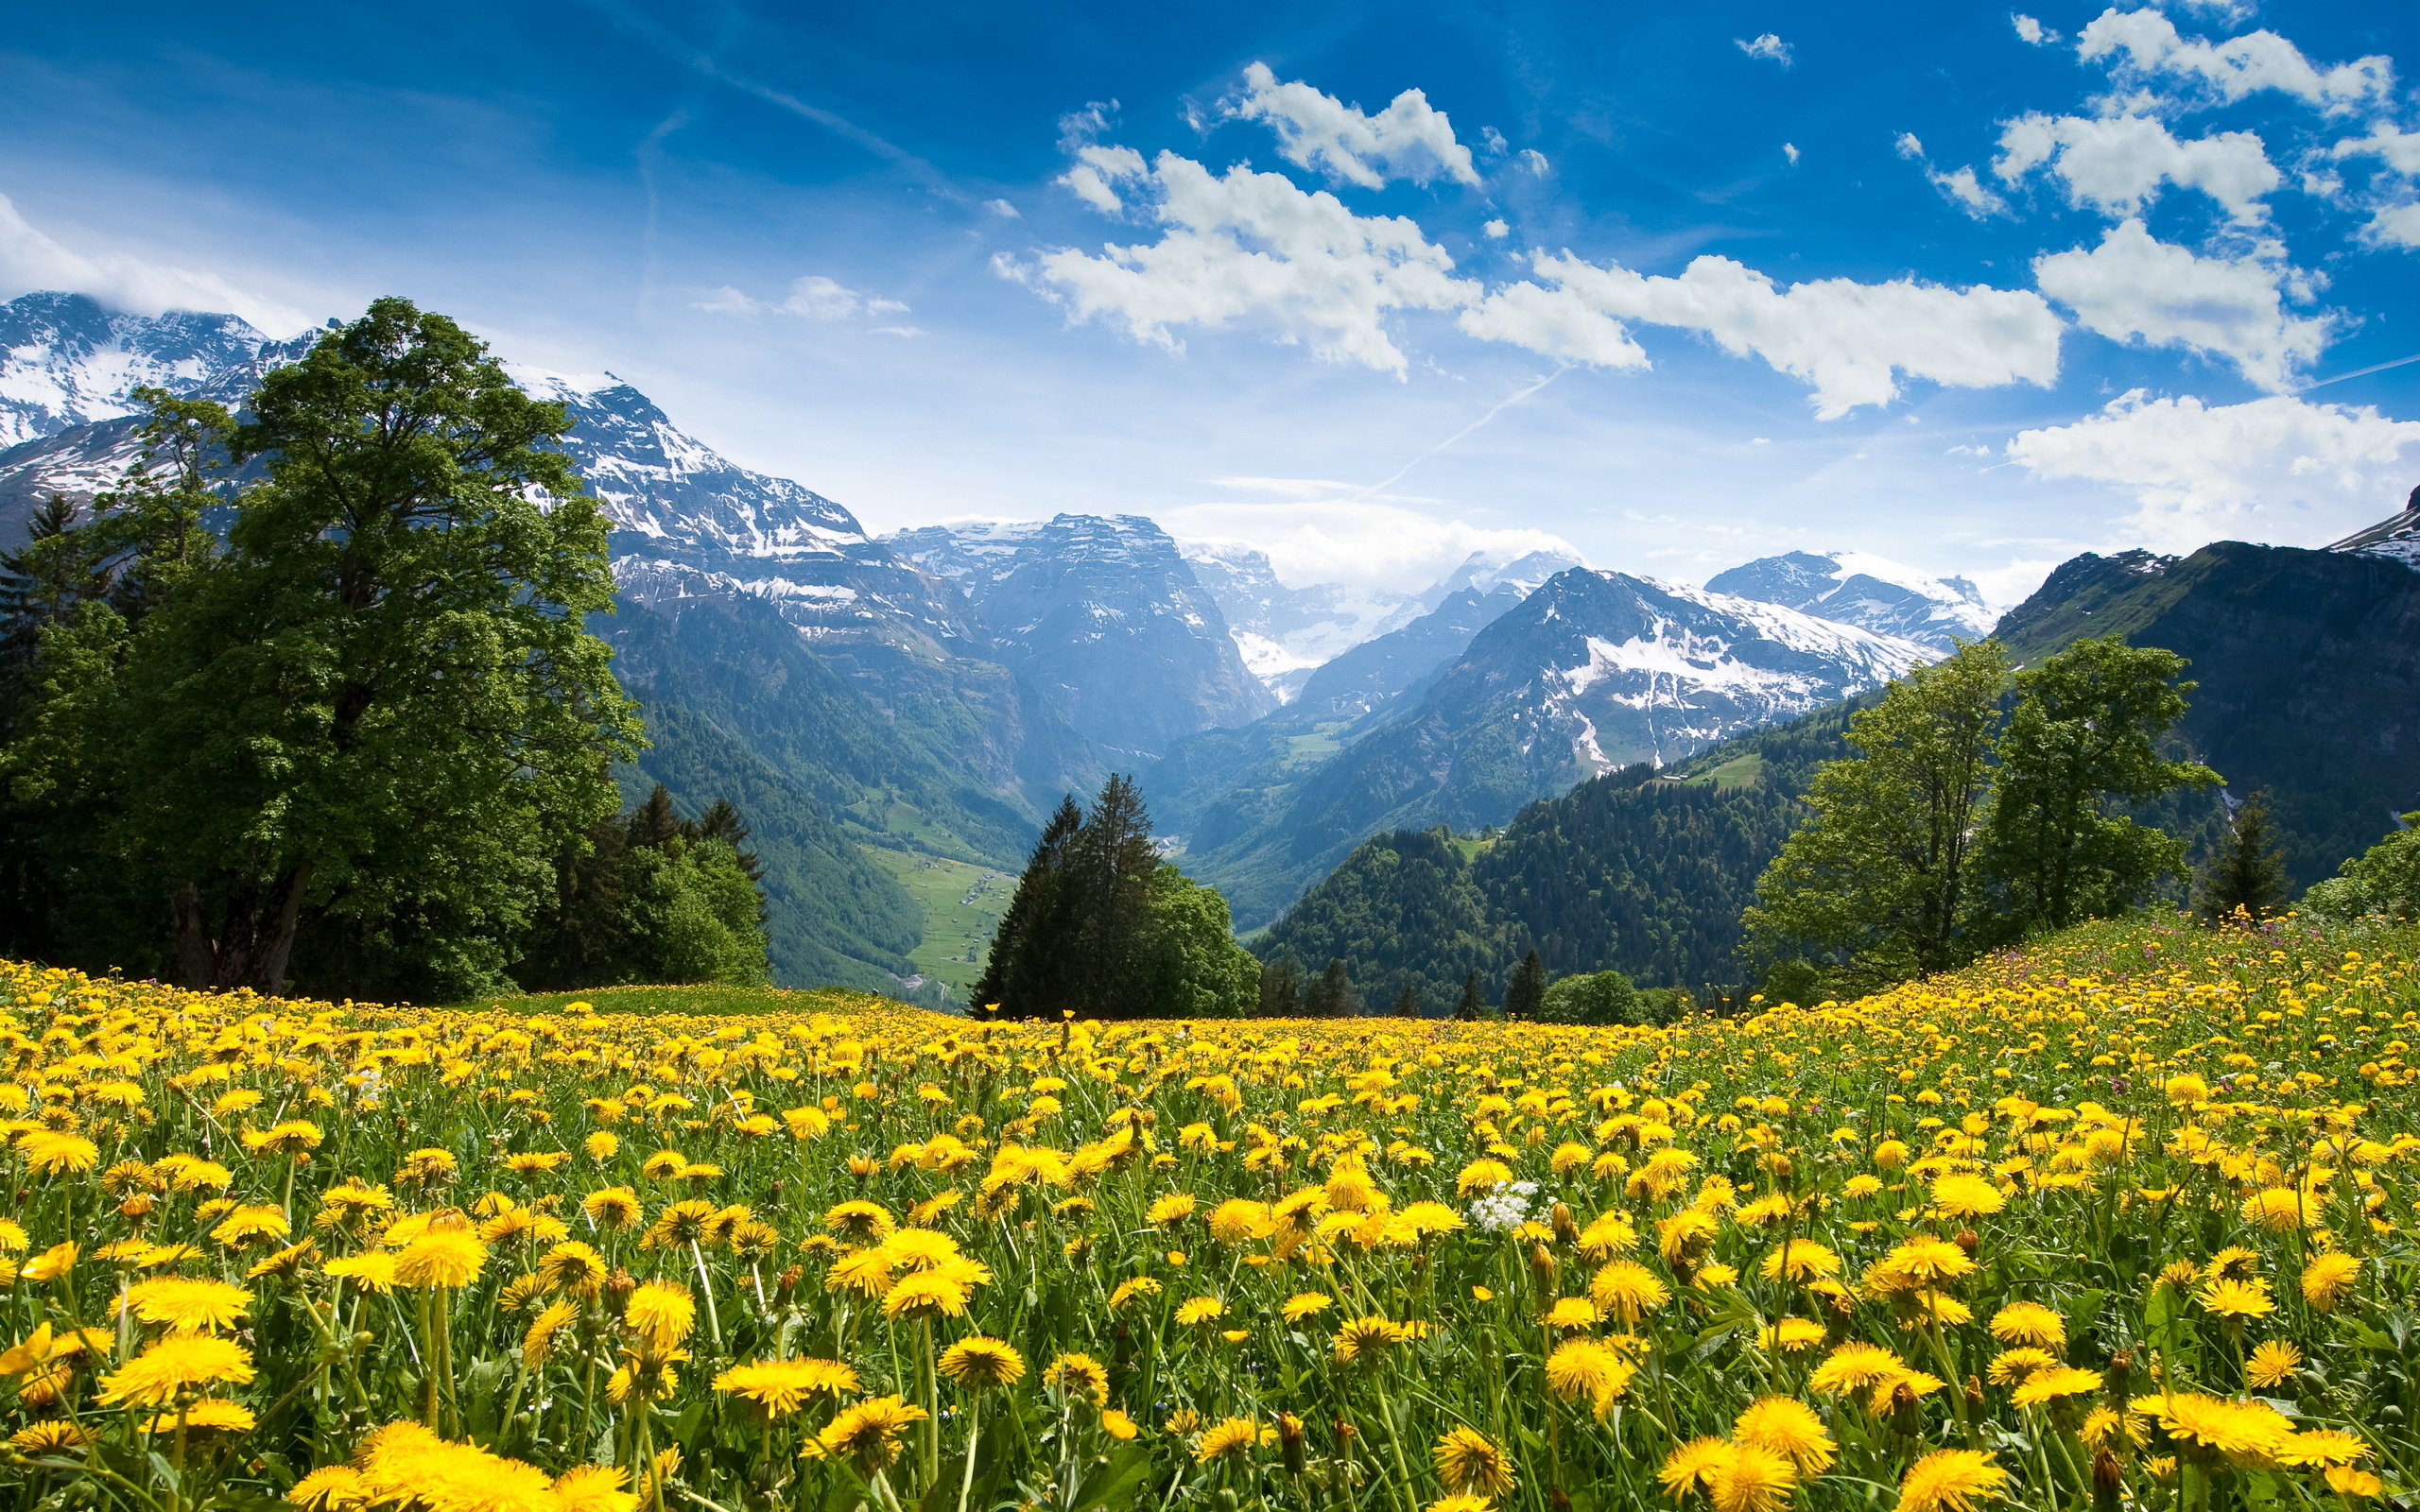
1505, 949, 1547, 1021
1305, 957, 1359, 1018
1454, 970, 1487, 1022
972, 795, 1081, 1016
2196, 789, 2290, 921
1391, 982, 1422, 1017
1256, 952, 1304, 1017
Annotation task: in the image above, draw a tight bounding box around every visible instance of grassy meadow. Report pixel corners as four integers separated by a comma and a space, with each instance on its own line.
0, 911, 2414, 1512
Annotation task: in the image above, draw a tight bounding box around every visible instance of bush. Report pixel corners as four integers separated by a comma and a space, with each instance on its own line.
2303, 813, 2420, 923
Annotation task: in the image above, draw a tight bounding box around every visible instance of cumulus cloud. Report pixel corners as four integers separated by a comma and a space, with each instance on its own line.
2334, 124, 2420, 175
0, 193, 313, 337
1482, 218, 1510, 238
982, 198, 1020, 217
2366, 203, 2420, 249
1229, 62, 1481, 188
1994, 112, 2279, 222
1163, 497, 1581, 591
1783, 142, 1801, 164
692, 274, 908, 320
1058, 144, 1147, 213
1897, 133, 2008, 217
2032, 219, 2326, 390
2006, 389, 2420, 549
2077, 9, 2394, 114
2012, 14, 2058, 45
1465, 251, 2064, 419
1736, 34, 1794, 66
1012, 149, 1476, 375
1517, 148, 1551, 177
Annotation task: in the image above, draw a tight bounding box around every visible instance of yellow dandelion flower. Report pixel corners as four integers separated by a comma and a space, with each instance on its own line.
1897, 1449, 2008, 1512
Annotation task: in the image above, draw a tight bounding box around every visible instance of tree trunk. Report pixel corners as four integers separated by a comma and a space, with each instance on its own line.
171, 883, 215, 989
201, 861, 315, 995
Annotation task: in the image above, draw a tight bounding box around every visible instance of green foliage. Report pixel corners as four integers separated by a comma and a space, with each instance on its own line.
1257, 952, 1305, 1017
2303, 813, 2420, 923
1742, 641, 2009, 992
0, 301, 641, 999
976, 777, 1248, 1018
1504, 948, 1547, 1021
520, 786, 770, 990
1538, 968, 1641, 1025
1973, 637, 2219, 940
1133, 863, 1259, 1018
1454, 969, 1487, 1021
2195, 789, 2291, 922
1303, 956, 1360, 1018
1252, 826, 1505, 1015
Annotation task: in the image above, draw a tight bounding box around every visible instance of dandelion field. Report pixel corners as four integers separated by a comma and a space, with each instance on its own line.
2, 914, 2418, 1512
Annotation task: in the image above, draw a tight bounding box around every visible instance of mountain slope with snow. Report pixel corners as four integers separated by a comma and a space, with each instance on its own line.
1705, 549, 1993, 650
1164, 566, 1938, 927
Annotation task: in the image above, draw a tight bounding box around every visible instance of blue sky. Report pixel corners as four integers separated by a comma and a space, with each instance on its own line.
3, 0, 2417, 600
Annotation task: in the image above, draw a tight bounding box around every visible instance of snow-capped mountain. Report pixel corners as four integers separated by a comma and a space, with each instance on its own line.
1176, 541, 1412, 698
888, 515, 1274, 762
1705, 549, 1993, 651
1156, 565, 1939, 928
2328, 487, 2420, 569
0, 291, 291, 448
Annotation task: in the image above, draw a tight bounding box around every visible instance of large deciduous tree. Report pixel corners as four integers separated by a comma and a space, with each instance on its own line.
1742, 640, 2009, 991
1972, 636, 2217, 939
2, 299, 642, 995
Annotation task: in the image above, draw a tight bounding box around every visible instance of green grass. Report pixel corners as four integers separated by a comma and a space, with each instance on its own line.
438, 982, 895, 1016
864, 846, 1016, 996
1695, 752, 1766, 790
1280, 723, 1351, 766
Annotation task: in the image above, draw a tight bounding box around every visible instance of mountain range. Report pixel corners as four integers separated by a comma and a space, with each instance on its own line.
3, 287, 2129, 1002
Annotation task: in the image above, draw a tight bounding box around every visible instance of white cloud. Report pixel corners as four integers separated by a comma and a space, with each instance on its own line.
1467, 250, 2064, 419
1737, 34, 1794, 66
1968, 557, 2060, 609
1482, 218, 1510, 238
1994, 112, 2279, 222
1229, 62, 1481, 189
1457, 278, 1650, 369
692, 274, 908, 320
2334, 124, 2420, 176
1897, 133, 2007, 216
1058, 144, 1147, 213
2032, 218, 2326, 389
2006, 389, 2420, 549
1206, 475, 1361, 496
2365, 202, 2420, 249
2077, 9, 2394, 114
1783, 143, 1801, 164
1163, 497, 1581, 591
1517, 148, 1551, 177
982, 198, 1020, 218
0, 192, 313, 337
1013, 150, 1476, 375
2012, 14, 2057, 46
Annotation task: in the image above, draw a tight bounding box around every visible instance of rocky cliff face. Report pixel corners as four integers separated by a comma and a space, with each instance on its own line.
1707, 549, 1994, 650
888, 515, 1274, 764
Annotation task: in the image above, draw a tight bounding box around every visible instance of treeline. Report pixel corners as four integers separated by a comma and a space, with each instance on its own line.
0, 299, 766, 1002
974, 775, 1258, 1018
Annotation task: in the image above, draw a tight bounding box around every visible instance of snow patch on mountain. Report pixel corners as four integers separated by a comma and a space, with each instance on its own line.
1703, 549, 1993, 651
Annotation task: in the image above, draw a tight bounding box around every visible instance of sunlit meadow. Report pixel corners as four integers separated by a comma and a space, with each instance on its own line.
1, 913, 2416, 1512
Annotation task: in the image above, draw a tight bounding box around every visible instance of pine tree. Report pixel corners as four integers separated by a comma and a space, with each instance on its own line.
2197, 789, 2290, 921
1061, 773, 1161, 1018
1391, 982, 1422, 1017
1454, 970, 1486, 1022
972, 795, 1081, 1016
627, 786, 684, 850
1257, 952, 1304, 1017
1305, 958, 1358, 1018
1505, 949, 1547, 1021
693, 799, 765, 887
